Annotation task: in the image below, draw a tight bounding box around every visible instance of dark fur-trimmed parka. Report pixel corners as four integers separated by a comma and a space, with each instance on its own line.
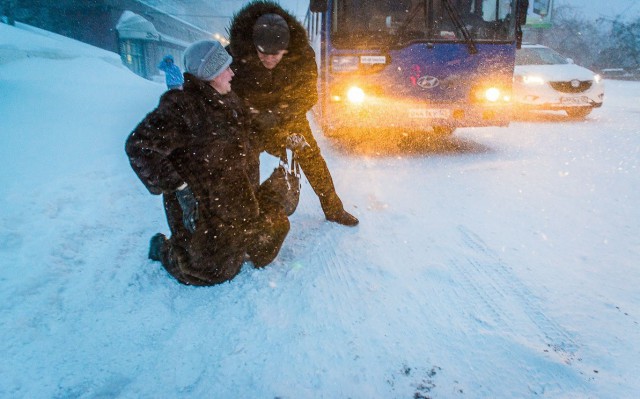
125, 73, 259, 228
228, 0, 318, 127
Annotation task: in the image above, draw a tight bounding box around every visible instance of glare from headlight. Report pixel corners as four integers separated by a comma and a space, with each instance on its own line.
522, 75, 545, 85
347, 86, 365, 104
594, 74, 602, 83
485, 87, 501, 102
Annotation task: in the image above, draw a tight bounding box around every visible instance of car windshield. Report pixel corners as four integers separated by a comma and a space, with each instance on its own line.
516, 47, 570, 66
330, 0, 517, 49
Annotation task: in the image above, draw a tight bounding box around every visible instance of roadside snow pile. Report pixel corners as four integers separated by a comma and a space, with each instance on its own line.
0, 22, 122, 66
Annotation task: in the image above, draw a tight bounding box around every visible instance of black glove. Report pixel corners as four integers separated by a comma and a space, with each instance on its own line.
175, 186, 198, 233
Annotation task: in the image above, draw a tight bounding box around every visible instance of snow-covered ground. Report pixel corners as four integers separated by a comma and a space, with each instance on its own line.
1, 21, 639, 399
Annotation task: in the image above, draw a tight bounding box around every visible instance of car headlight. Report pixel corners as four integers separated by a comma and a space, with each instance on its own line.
521, 75, 545, 85
331, 56, 359, 72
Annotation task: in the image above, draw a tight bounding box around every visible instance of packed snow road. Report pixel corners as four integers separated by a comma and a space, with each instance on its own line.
1, 27, 638, 397
270, 79, 640, 398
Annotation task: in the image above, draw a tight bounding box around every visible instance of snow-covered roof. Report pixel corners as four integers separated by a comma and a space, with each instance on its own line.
116, 10, 160, 40
115, 10, 191, 47
137, 0, 241, 34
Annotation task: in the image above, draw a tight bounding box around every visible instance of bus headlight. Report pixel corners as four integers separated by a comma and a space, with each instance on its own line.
594, 74, 602, 84
473, 85, 510, 103
484, 87, 501, 102
347, 86, 365, 104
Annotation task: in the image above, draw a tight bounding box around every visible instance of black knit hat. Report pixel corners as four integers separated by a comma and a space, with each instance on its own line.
252, 13, 290, 54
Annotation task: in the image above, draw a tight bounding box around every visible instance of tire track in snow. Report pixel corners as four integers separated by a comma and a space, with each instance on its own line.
311, 226, 359, 315
454, 225, 579, 363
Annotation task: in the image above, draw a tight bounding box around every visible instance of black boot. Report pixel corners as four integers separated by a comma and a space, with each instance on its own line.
246, 194, 291, 268
325, 209, 359, 226
293, 134, 358, 226
320, 192, 359, 227
148, 233, 167, 261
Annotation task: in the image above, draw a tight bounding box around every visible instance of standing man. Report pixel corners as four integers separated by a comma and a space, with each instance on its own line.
126, 40, 289, 286
228, 0, 359, 226
157, 54, 184, 90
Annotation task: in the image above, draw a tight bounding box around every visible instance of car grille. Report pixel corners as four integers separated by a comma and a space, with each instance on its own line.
549, 80, 593, 93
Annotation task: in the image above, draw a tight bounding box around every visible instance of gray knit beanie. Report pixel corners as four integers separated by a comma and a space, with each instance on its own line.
182, 40, 232, 81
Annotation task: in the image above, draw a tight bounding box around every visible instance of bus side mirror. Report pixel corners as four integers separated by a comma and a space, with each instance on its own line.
516, 0, 529, 26
515, 0, 529, 49
310, 0, 328, 12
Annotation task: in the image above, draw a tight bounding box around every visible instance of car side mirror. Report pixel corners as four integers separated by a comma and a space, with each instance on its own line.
310, 0, 328, 12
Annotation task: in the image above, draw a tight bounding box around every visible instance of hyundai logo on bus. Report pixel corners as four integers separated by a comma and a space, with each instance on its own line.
417, 75, 440, 89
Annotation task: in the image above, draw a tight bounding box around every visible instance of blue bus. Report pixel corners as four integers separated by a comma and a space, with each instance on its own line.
305, 0, 529, 136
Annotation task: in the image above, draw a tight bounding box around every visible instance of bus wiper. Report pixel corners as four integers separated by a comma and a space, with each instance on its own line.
396, 0, 425, 40
442, 0, 477, 54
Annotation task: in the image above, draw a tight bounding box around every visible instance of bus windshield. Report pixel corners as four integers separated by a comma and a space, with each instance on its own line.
331, 0, 517, 48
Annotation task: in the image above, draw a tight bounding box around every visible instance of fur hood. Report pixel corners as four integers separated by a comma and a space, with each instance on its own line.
228, 1, 307, 58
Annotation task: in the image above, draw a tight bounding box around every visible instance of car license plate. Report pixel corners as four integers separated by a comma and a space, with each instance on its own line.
560, 96, 589, 105
409, 108, 451, 119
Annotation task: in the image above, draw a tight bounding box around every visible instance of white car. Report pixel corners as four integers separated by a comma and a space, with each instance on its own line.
513, 44, 604, 118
